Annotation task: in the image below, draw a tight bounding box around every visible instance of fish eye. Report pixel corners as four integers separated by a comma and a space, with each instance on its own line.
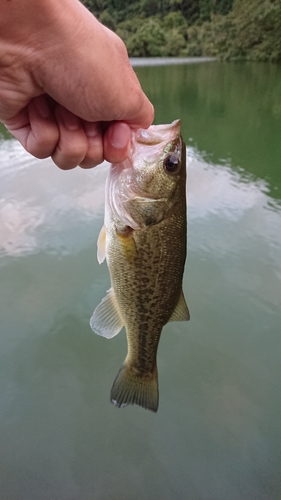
163, 155, 180, 174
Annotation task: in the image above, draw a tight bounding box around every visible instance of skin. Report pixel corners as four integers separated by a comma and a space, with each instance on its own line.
0, 0, 154, 170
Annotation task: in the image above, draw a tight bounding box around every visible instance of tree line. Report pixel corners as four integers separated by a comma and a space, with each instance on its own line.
81, 0, 281, 62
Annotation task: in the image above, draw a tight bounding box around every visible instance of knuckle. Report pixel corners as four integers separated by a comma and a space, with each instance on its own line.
51, 153, 77, 170
26, 143, 50, 159
27, 127, 59, 159
79, 147, 104, 169
52, 132, 89, 169
78, 132, 104, 168
79, 155, 103, 169
51, 146, 85, 170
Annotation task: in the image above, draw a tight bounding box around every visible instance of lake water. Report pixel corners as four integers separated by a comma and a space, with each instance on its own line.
0, 61, 281, 500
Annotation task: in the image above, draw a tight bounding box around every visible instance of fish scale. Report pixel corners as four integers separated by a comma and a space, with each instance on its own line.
90, 120, 190, 412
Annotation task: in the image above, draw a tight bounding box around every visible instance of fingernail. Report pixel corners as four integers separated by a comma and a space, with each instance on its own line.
34, 96, 50, 118
110, 122, 130, 149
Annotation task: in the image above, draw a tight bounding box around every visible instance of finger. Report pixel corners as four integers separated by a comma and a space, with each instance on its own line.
79, 121, 104, 169
103, 122, 131, 164
26, 97, 60, 158
52, 106, 88, 170
4, 95, 59, 158
124, 94, 155, 130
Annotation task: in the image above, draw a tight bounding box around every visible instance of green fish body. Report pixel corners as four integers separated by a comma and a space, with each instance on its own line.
90, 120, 189, 412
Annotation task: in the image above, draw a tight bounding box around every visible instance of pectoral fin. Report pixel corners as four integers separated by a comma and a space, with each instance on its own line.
97, 225, 106, 264
90, 288, 124, 339
169, 290, 190, 322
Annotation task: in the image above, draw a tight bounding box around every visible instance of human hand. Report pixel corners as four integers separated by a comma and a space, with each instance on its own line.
0, 0, 154, 169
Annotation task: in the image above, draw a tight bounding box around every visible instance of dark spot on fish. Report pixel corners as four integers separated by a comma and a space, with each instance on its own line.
145, 216, 157, 226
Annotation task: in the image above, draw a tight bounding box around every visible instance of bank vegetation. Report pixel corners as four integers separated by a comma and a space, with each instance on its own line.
81, 0, 281, 62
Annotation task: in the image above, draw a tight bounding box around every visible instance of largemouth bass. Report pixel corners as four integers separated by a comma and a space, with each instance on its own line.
90, 119, 189, 412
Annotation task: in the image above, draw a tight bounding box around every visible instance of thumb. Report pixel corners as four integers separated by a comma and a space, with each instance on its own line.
103, 122, 132, 164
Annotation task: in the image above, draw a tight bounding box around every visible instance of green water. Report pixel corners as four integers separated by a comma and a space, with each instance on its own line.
0, 61, 281, 499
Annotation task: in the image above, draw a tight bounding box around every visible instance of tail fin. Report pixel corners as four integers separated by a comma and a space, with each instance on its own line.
110, 363, 159, 413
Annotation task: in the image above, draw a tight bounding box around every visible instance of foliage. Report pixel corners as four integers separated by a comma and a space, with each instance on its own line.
116, 14, 189, 57
82, 0, 107, 16
99, 10, 117, 30
199, 0, 233, 21
164, 28, 187, 56
80, 0, 281, 61
230, 0, 281, 62
185, 0, 281, 62
81, 0, 232, 23
125, 19, 166, 57
162, 11, 187, 30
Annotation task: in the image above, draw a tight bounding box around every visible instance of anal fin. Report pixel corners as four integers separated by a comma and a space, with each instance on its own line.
169, 289, 190, 322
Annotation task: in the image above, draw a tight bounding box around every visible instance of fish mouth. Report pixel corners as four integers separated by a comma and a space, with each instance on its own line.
134, 119, 181, 146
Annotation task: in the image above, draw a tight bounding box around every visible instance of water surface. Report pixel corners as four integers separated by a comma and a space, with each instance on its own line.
0, 61, 281, 499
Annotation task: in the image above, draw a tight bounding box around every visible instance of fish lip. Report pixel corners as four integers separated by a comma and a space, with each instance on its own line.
134, 119, 181, 146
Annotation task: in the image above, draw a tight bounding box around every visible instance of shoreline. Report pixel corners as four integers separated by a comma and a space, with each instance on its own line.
130, 57, 217, 67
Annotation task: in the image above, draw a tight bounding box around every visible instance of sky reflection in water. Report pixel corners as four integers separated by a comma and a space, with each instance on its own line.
1, 139, 280, 262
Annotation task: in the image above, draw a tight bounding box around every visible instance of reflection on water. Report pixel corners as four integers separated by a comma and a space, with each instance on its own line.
0, 141, 107, 259
135, 62, 281, 202
1, 62, 281, 500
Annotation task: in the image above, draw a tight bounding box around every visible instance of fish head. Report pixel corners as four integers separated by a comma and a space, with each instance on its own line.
132, 119, 185, 200
106, 120, 186, 230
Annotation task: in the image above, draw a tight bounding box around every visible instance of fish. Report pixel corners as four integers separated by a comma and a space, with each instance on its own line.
90, 119, 189, 412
